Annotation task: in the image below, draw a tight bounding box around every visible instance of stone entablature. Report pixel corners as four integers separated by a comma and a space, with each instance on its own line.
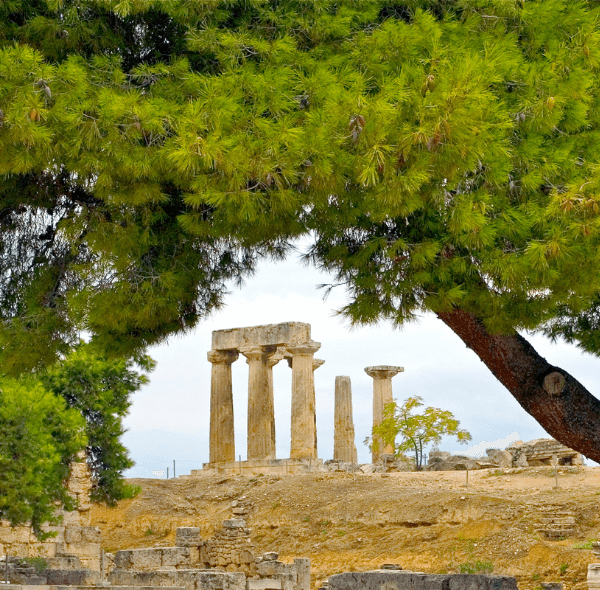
207, 322, 324, 467
212, 323, 311, 350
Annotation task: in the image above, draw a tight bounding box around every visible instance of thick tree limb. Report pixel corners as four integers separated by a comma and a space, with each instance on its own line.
437, 308, 600, 462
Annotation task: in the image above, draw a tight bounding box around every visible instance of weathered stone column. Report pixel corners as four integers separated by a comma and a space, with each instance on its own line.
208, 349, 239, 464
241, 345, 277, 460
334, 376, 358, 463
287, 341, 321, 460
365, 365, 404, 463
267, 351, 285, 456
312, 359, 325, 457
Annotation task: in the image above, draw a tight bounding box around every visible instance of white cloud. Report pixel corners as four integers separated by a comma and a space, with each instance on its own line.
465, 432, 522, 457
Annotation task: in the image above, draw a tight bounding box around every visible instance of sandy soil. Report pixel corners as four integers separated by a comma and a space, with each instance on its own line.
91, 466, 600, 590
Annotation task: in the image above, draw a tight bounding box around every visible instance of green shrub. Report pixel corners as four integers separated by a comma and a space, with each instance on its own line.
458, 561, 494, 574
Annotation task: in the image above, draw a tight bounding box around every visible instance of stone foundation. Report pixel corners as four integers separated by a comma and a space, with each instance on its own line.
193, 458, 325, 477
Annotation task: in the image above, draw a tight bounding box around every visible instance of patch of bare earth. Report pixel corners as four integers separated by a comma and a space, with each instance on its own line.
91, 466, 600, 590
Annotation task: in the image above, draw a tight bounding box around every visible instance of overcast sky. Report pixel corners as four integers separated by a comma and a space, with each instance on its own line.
122, 245, 600, 478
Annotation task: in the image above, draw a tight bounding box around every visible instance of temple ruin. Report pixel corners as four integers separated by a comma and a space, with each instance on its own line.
201, 322, 326, 475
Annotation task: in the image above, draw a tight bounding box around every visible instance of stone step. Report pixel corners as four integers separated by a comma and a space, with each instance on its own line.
538, 517, 576, 525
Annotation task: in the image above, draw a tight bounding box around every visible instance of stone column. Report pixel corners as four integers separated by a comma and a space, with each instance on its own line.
287, 341, 321, 460
365, 365, 404, 463
267, 352, 285, 456
334, 376, 358, 463
241, 345, 277, 460
207, 349, 239, 464
312, 359, 325, 457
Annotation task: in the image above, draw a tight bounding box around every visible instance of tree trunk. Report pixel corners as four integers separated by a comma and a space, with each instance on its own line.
437, 308, 600, 463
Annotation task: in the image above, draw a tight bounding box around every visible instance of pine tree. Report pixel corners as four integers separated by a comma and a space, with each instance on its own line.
0, 377, 86, 538
40, 344, 152, 504
2, 1, 600, 459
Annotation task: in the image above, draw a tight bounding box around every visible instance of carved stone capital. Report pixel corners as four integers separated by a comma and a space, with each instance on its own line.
365, 365, 404, 380
207, 349, 239, 365
240, 345, 277, 363
286, 341, 321, 357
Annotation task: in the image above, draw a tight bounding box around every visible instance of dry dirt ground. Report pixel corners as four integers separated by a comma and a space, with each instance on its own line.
91, 466, 600, 590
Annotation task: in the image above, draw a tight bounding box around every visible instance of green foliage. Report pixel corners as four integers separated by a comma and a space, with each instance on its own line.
572, 539, 596, 549
40, 343, 153, 504
458, 561, 494, 574
367, 396, 471, 469
0, 377, 86, 538
24, 557, 48, 576
560, 563, 569, 575
0, 1, 600, 367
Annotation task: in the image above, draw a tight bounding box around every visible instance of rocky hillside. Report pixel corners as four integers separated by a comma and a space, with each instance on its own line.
91, 466, 600, 590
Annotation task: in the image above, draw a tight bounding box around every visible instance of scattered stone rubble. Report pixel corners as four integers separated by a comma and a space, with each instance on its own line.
426, 438, 583, 471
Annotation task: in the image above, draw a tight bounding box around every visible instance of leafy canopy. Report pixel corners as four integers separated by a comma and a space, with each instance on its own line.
40, 344, 152, 504
0, 376, 86, 537
2, 1, 600, 367
368, 396, 472, 469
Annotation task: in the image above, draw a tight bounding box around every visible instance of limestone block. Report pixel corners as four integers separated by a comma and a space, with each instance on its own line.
176, 527, 202, 547
262, 553, 279, 562
188, 547, 200, 565
64, 542, 101, 557
64, 525, 82, 544
515, 454, 529, 467
80, 526, 101, 543
192, 571, 246, 590
0, 526, 31, 544
294, 558, 311, 590
114, 550, 135, 570
588, 564, 600, 589
47, 556, 83, 570
328, 572, 517, 590
486, 449, 512, 468
133, 549, 163, 570
109, 569, 135, 586
256, 561, 294, 578
45, 568, 100, 586
224, 519, 246, 529
212, 322, 311, 350
161, 547, 190, 567
240, 550, 254, 564
247, 580, 283, 590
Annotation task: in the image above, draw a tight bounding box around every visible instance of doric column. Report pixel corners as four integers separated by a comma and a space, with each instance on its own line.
365, 365, 404, 463
207, 349, 239, 464
267, 351, 285, 456
287, 341, 321, 460
312, 359, 325, 458
240, 345, 277, 460
334, 376, 358, 463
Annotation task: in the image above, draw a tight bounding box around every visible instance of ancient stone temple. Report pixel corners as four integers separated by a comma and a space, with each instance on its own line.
199, 322, 326, 475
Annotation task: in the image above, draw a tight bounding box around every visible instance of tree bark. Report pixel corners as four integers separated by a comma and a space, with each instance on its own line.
437, 308, 600, 462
